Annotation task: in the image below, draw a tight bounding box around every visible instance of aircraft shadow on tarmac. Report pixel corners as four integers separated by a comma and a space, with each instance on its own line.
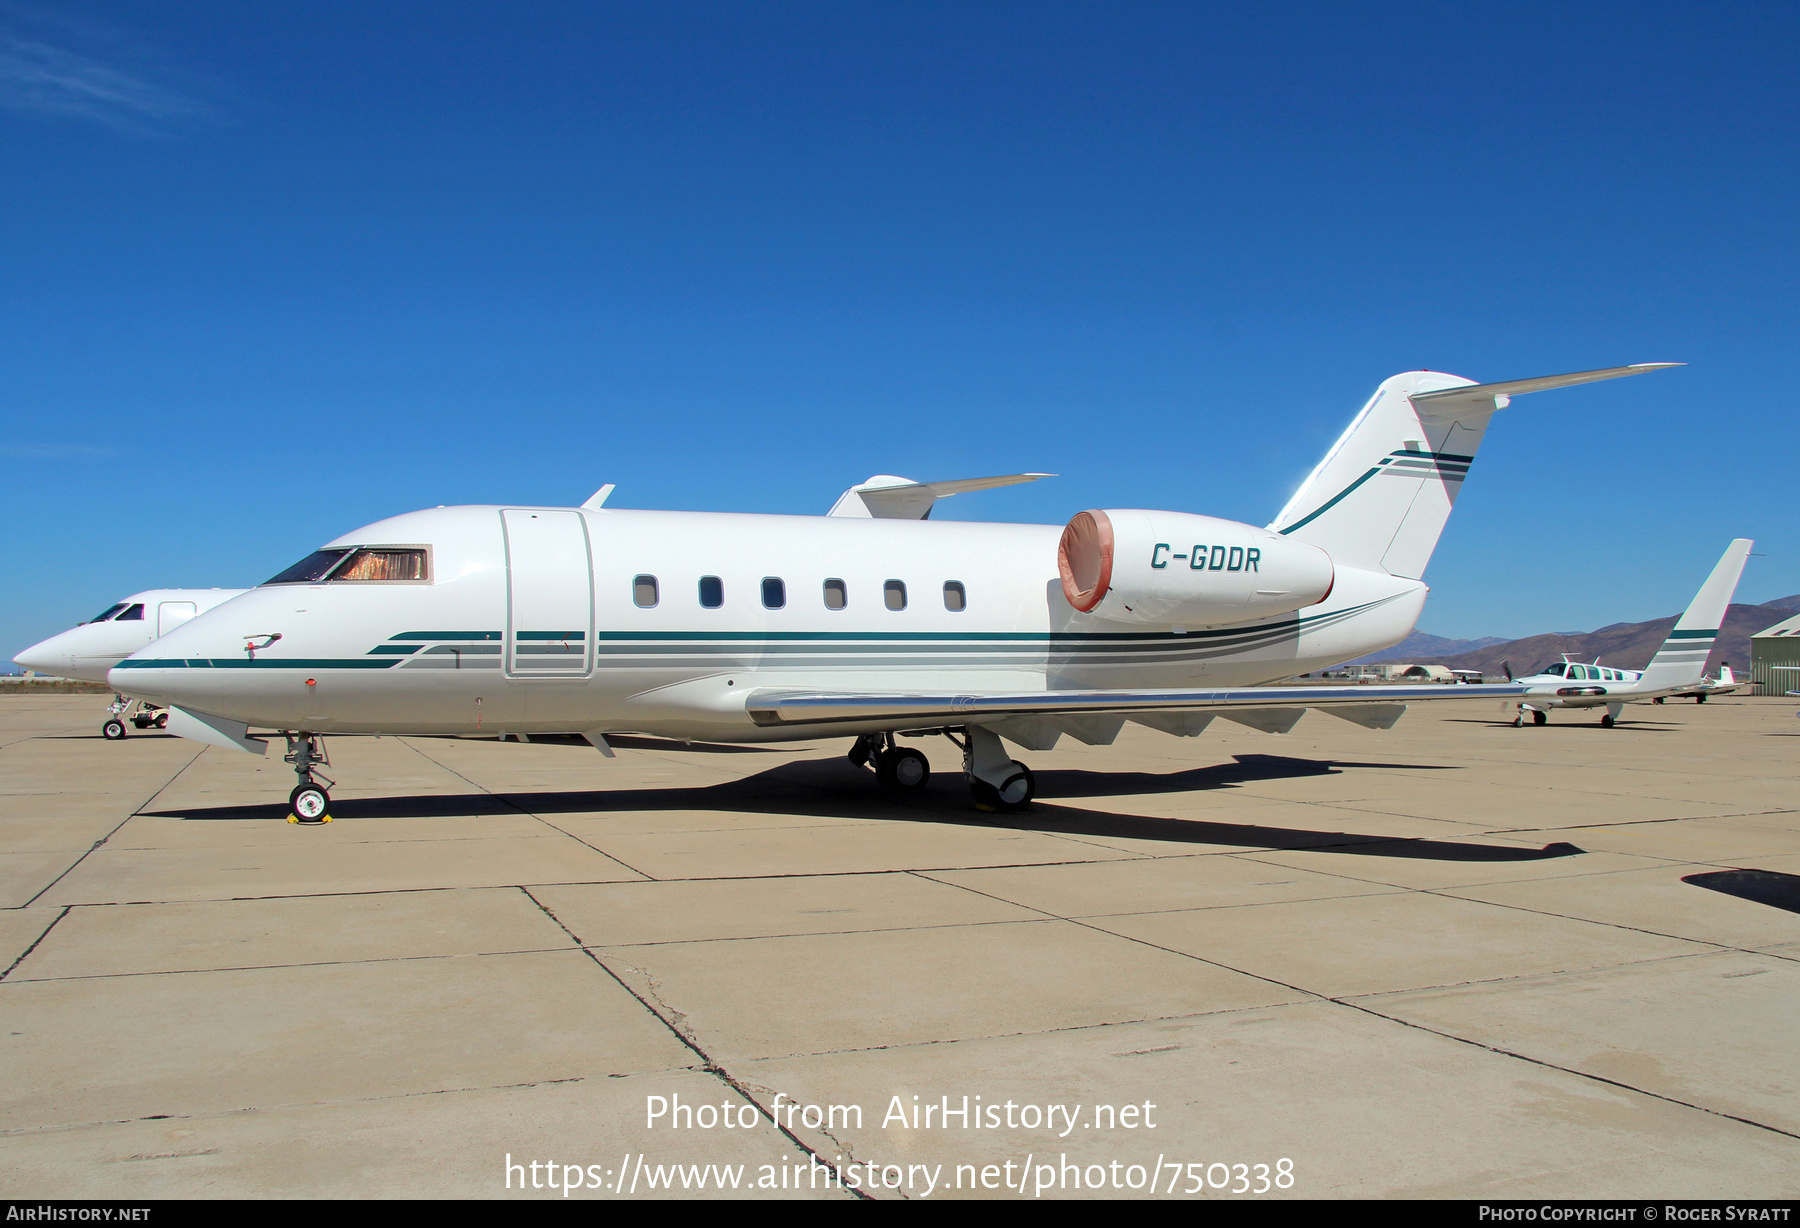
145, 751, 1582, 863
1683, 869, 1800, 915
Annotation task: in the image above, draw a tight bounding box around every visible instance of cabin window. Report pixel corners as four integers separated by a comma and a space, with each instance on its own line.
115, 603, 145, 621
329, 548, 430, 583
884, 580, 907, 611
762, 577, 786, 609
943, 581, 966, 612
823, 578, 847, 610
87, 603, 129, 623
266, 549, 351, 585
699, 576, 724, 609
633, 575, 659, 608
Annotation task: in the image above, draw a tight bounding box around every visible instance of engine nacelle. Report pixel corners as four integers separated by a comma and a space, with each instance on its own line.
1057, 509, 1334, 627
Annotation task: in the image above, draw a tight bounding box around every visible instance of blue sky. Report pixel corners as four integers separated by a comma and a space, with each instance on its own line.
5, 1, 1798, 660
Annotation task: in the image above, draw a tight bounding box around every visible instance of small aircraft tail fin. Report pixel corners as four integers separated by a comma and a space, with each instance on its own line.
1267, 364, 1679, 578
1719, 663, 1735, 685
1636, 539, 1753, 691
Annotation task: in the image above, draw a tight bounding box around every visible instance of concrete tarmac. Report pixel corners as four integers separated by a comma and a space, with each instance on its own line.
1, 692, 1796, 1199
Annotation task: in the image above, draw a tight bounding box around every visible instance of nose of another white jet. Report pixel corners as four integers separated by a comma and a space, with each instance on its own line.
12, 634, 70, 677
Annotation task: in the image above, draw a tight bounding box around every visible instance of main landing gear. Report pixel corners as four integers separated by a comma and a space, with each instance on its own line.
1513, 706, 1548, 727
848, 726, 1034, 812
848, 732, 932, 793
960, 725, 1034, 813
283, 733, 335, 825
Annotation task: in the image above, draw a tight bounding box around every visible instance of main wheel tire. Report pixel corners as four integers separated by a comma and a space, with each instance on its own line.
1697, 695, 1708, 704
1601, 714, 1616, 728
1532, 711, 1547, 726
289, 783, 331, 824
103, 719, 126, 740
971, 762, 1035, 812
996, 763, 1035, 809
876, 747, 930, 791
1653, 697, 1664, 705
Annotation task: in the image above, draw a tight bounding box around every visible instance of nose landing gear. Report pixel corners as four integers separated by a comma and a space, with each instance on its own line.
283, 733, 334, 825
101, 695, 170, 739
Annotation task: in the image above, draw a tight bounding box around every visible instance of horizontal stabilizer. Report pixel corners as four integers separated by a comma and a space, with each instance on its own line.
1410, 364, 1681, 420
827, 472, 1055, 520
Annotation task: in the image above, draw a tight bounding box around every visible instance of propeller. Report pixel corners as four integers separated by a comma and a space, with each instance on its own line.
1502, 659, 1514, 682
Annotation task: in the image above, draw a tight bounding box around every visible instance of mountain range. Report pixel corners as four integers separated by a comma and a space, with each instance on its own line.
1349, 595, 1800, 677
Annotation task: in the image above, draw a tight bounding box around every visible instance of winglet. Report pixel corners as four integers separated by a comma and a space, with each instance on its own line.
581, 484, 615, 510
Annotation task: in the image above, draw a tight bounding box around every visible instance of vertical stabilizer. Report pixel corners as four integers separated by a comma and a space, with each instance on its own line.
1637, 539, 1753, 691
1268, 363, 1679, 579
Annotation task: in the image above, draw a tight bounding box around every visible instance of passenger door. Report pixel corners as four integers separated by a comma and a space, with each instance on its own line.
501, 510, 594, 678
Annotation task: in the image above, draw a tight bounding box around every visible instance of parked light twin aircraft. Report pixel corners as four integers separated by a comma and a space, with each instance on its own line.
22, 363, 1718, 824
1507, 538, 1751, 726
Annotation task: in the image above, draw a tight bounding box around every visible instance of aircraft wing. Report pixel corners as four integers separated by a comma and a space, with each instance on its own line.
745, 682, 1525, 741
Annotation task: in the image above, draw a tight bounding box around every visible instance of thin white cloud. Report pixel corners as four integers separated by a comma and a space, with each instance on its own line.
0, 13, 218, 136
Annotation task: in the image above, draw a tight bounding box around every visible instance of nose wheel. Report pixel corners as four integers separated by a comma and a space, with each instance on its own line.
289, 783, 332, 824
283, 733, 335, 825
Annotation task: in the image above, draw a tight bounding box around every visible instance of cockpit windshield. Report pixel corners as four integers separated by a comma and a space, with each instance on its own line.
265, 549, 351, 585
330, 548, 428, 582
86, 603, 129, 624
264, 546, 430, 586
1543, 662, 1567, 676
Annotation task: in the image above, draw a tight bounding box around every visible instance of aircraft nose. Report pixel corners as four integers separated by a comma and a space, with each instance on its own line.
13, 638, 67, 677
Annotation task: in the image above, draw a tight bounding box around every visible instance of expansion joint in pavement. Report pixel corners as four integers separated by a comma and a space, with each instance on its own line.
518, 884, 870, 1200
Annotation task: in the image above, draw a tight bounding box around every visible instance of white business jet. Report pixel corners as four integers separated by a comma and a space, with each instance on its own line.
1509, 539, 1751, 727
14, 589, 248, 738
113, 364, 1674, 823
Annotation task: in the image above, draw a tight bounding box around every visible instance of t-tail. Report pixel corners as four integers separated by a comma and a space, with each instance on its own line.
1636, 539, 1753, 691
1268, 364, 1681, 579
